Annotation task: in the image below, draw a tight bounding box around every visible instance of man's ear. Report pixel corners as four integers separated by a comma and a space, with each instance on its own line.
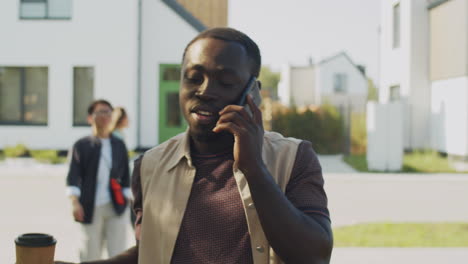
87, 115, 93, 125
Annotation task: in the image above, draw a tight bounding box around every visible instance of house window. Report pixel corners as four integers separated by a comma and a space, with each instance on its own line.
0, 67, 48, 125
73, 67, 94, 126
20, 0, 72, 19
393, 3, 400, 49
166, 92, 181, 127
163, 67, 181, 81
333, 73, 347, 93
390, 85, 400, 101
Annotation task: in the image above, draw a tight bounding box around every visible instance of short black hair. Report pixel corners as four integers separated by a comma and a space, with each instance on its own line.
87, 99, 113, 115
182, 27, 262, 77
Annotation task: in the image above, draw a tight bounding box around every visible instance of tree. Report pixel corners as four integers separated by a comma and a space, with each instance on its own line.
258, 66, 280, 99
367, 78, 378, 101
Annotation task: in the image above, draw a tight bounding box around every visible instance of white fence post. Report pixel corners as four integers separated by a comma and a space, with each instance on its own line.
366, 101, 403, 171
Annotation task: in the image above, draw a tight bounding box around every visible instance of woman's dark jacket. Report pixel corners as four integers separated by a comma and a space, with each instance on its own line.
66, 135, 130, 224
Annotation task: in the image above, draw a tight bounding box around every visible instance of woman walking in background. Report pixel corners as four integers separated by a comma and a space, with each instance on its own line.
110, 106, 137, 229
110, 107, 129, 141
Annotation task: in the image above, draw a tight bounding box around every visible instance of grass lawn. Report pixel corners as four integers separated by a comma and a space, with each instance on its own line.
334, 222, 468, 247
344, 151, 465, 173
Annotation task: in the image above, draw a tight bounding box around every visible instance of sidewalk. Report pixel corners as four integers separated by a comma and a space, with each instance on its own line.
0, 163, 134, 263
326, 172, 468, 227
317, 154, 357, 173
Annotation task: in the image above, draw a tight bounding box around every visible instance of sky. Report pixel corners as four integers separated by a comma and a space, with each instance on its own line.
228, 0, 381, 83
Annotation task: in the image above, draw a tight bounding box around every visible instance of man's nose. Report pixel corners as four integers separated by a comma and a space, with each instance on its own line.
195, 79, 218, 101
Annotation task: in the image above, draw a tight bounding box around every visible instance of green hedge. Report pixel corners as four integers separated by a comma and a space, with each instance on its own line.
271, 104, 345, 154
30, 150, 66, 164
350, 113, 367, 155
4, 144, 29, 158
3, 144, 66, 164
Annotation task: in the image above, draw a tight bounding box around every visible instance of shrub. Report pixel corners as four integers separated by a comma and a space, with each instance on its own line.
4, 144, 29, 158
30, 149, 66, 164
271, 103, 345, 154
350, 113, 367, 155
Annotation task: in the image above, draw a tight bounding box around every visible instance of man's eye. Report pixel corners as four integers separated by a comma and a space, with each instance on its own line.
185, 75, 203, 84
220, 82, 235, 88
219, 79, 236, 87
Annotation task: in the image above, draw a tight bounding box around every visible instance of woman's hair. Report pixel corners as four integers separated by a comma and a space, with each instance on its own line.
109, 107, 128, 131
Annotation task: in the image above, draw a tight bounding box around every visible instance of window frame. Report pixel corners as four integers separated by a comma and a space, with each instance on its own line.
72, 66, 94, 127
0, 66, 49, 126
19, 0, 72, 20
333, 73, 347, 93
393, 2, 401, 49
389, 84, 401, 101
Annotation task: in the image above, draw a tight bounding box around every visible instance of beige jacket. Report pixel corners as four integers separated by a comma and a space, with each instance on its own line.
139, 131, 301, 264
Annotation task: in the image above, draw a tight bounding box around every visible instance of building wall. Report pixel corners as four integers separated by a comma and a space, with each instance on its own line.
317, 54, 368, 113
431, 77, 468, 156
277, 65, 291, 107
429, 0, 468, 81
429, 0, 468, 157
139, 0, 199, 148
0, 0, 138, 149
379, 0, 430, 150
408, 0, 431, 149
379, 0, 410, 103
290, 66, 315, 107
176, 0, 228, 28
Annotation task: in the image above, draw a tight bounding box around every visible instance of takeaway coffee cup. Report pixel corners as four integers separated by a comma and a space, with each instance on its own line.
15, 233, 57, 264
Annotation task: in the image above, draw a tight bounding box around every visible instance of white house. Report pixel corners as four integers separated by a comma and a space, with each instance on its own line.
379, 0, 468, 157
316, 52, 368, 114
278, 52, 368, 113
0, 0, 208, 150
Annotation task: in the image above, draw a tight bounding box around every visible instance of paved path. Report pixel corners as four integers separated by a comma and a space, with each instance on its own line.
317, 154, 357, 173
1, 161, 468, 263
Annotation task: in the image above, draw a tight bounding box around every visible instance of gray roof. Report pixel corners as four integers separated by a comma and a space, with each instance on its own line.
318, 51, 367, 78
161, 0, 206, 32
427, 0, 451, 9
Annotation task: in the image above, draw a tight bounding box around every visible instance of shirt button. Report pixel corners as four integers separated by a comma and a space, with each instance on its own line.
256, 246, 264, 253
248, 202, 255, 209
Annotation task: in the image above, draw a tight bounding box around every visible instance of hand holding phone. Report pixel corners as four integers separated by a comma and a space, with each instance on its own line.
236, 77, 261, 117
214, 76, 264, 174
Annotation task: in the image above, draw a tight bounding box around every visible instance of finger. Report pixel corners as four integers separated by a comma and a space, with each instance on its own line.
74, 212, 82, 221
212, 121, 244, 135
77, 209, 84, 221
246, 95, 263, 125
219, 104, 252, 121
216, 111, 248, 128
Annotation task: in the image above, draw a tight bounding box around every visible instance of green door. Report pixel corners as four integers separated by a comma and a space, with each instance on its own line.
158, 64, 187, 143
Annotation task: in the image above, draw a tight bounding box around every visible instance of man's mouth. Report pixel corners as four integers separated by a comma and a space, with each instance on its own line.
191, 108, 218, 124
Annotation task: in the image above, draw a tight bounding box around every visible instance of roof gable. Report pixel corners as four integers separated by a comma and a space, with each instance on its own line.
161, 0, 206, 32
319, 51, 366, 78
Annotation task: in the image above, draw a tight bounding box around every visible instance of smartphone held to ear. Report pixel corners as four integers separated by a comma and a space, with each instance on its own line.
236, 77, 261, 116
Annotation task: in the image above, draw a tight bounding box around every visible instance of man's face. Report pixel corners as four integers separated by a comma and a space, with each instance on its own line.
88, 103, 112, 130
180, 38, 252, 140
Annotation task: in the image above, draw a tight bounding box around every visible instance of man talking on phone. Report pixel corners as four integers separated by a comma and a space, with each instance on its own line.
57, 27, 332, 264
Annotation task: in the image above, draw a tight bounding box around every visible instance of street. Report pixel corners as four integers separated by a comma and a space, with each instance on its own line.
1, 160, 468, 263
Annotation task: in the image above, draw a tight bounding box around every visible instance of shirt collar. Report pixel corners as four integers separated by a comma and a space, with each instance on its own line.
166, 129, 193, 171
